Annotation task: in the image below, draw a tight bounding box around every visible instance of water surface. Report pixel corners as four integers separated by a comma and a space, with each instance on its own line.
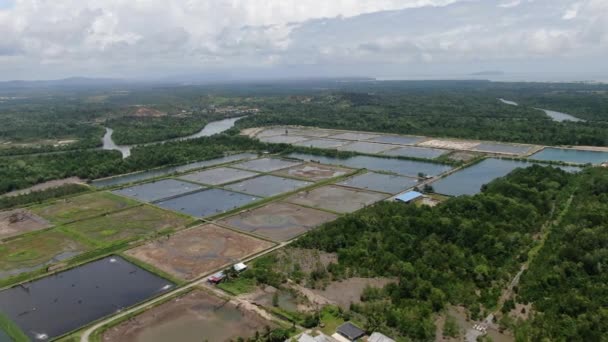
539, 109, 584, 122
288, 153, 451, 178
0, 256, 172, 340
530, 147, 608, 165
432, 158, 580, 196
91, 153, 256, 188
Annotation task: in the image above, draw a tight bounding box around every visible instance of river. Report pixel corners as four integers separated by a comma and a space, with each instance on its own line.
102, 116, 243, 158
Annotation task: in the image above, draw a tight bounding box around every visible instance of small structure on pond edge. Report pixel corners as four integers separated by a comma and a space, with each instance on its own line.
335, 322, 365, 341
395, 190, 423, 204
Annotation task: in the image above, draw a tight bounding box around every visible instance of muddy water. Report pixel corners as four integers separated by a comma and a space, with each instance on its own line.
530, 147, 608, 165
0, 256, 173, 340
130, 300, 266, 342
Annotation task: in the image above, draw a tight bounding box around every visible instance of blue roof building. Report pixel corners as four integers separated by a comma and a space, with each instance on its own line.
395, 191, 423, 203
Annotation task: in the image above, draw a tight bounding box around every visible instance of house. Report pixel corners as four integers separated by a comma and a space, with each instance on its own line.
336, 322, 365, 341
368, 332, 395, 342
395, 191, 423, 203
294, 332, 337, 342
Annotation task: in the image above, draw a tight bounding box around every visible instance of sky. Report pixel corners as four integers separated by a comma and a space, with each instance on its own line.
0, 0, 607, 82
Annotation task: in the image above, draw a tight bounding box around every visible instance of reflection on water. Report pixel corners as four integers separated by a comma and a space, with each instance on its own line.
102, 116, 244, 159
538, 108, 584, 122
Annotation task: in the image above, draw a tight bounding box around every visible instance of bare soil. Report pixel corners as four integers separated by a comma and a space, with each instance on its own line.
132, 107, 166, 117
311, 277, 394, 309
273, 163, 352, 181
285, 185, 387, 214
126, 224, 274, 280
419, 139, 480, 150
219, 202, 337, 241
0, 209, 51, 240
102, 290, 274, 342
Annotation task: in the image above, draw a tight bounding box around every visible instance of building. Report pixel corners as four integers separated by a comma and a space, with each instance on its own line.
233, 262, 247, 272
336, 322, 366, 341
368, 332, 395, 342
395, 191, 423, 203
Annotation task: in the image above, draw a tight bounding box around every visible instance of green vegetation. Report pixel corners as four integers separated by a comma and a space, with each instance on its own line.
0, 313, 29, 342
218, 276, 257, 295
107, 115, 209, 145
288, 166, 576, 340
514, 167, 608, 341
0, 184, 90, 210
0, 229, 92, 287
61, 205, 194, 245
31, 191, 137, 224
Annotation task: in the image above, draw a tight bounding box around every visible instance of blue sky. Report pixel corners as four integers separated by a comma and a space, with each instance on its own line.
0, 0, 13, 9
0, 0, 606, 81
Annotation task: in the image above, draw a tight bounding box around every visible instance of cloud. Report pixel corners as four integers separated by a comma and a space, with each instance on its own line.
0, 0, 606, 80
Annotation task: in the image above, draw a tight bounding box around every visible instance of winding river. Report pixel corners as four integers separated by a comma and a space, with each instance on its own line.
102, 116, 243, 158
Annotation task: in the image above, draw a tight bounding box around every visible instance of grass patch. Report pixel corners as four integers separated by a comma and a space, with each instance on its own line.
30, 191, 139, 224
218, 277, 257, 295
0, 229, 91, 283
61, 205, 194, 244
0, 313, 28, 342
319, 305, 345, 336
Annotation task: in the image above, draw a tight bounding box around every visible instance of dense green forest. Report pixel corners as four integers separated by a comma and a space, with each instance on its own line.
237, 166, 578, 340
237, 91, 608, 146
0, 134, 286, 194
106, 115, 210, 145
0, 184, 89, 210
514, 167, 608, 341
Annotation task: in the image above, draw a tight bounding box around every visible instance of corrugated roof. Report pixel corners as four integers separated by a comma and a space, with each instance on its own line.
337, 322, 365, 340
368, 332, 396, 342
395, 191, 423, 203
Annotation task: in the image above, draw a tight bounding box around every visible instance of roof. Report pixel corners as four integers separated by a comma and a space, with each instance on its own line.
233, 262, 247, 272
336, 322, 365, 341
368, 332, 395, 342
296, 333, 336, 342
395, 191, 423, 203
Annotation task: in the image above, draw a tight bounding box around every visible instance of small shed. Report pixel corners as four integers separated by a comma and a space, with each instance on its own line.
368, 332, 395, 342
336, 322, 365, 341
233, 262, 247, 272
395, 191, 423, 203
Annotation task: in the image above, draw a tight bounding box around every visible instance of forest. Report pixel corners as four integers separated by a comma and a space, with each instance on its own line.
513, 167, 608, 341
287, 166, 582, 340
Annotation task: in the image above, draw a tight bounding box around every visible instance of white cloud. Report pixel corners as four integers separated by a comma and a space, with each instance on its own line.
0, 0, 606, 80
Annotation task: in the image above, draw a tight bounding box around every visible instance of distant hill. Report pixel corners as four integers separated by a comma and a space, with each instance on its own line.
470, 70, 505, 76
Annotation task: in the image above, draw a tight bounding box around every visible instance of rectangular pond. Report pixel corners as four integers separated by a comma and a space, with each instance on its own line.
472, 142, 532, 155
91, 153, 257, 188
113, 179, 204, 203
368, 135, 424, 145
431, 158, 581, 196
288, 153, 452, 178
337, 141, 396, 154
155, 189, 261, 218
179, 167, 259, 186
529, 147, 608, 165
231, 158, 302, 172
0, 256, 173, 340
224, 175, 312, 197
337, 172, 418, 194
293, 138, 348, 149
382, 146, 447, 159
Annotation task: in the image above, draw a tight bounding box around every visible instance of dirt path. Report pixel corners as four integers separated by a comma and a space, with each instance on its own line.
80, 241, 290, 342
1, 177, 85, 197
464, 194, 576, 342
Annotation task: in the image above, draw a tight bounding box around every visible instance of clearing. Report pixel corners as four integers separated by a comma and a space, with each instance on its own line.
31, 192, 137, 225
0, 209, 52, 240
125, 224, 274, 280
273, 163, 352, 181
285, 185, 387, 213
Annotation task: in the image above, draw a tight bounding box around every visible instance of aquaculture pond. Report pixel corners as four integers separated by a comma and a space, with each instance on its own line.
156, 189, 260, 218
113, 179, 204, 203
431, 158, 580, 196
338, 172, 418, 194
529, 147, 608, 165
288, 153, 451, 178
382, 146, 447, 159
0, 256, 173, 340
91, 153, 256, 188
